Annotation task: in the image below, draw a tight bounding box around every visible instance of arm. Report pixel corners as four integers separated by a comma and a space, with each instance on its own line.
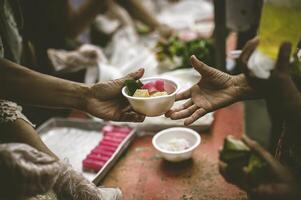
0, 58, 88, 110
117, 0, 173, 37
117, 0, 160, 30
0, 58, 145, 122
65, 0, 109, 38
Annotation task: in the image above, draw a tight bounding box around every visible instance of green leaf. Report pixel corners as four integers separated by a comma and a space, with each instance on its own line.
125, 79, 143, 96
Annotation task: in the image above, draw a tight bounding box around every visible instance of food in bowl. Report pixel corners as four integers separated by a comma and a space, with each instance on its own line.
125, 79, 169, 97
152, 127, 201, 162
122, 77, 178, 116
160, 138, 190, 152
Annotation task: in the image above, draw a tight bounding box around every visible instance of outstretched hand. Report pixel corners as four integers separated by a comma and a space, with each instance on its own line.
85, 68, 146, 122
165, 55, 254, 125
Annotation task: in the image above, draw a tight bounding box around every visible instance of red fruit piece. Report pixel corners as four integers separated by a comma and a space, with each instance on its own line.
142, 82, 158, 94
155, 80, 165, 92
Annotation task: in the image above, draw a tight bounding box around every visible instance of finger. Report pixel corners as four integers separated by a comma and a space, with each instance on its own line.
242, 135, 292, 181
175, 89, 191, 101
119, 111, 145, 122
125, 68, 145, 80
239, 37, 259, 76
184, 108, 206, 126
191, 55, 217, 77
116, 68, 145, 85
165, 99, 193, 117
275, 42, 292, 73
170, 104, 199, 120
121, 105, 132, 112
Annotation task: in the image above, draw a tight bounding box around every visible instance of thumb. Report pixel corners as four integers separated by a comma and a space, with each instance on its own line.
190, 55, 216, 76
275, 42, 292, 73
124, 68, 145, 80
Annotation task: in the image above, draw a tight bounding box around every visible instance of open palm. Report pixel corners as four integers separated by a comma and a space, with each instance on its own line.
166, 56, 253, 125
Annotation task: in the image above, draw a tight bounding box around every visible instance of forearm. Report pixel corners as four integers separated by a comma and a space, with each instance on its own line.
0, 58, 90, 110
108, 0, 134, 27
0, 119, 58, 159
66, 0, 107, 38
118, 0, 161, 29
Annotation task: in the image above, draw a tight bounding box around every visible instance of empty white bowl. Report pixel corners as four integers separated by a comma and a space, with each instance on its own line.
152, 127, 201, 162
122, 77, 178, 117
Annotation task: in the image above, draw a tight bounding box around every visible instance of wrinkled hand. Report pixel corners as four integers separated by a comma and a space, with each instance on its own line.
85, 68, 145, 122
240, 39, 301, 119
166, 55, 254, 125
219, 136, 300, 200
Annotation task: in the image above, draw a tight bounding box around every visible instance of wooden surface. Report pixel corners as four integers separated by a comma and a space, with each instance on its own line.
100, 103, 247, 200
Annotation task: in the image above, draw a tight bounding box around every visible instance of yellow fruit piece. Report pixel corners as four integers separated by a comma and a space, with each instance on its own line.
133, 89, 150, 97
151, 91, 168, 97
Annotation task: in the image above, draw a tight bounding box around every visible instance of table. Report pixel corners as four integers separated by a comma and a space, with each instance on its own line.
100, 103, 247, 200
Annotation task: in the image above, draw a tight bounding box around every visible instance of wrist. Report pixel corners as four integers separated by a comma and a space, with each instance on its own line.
71, 83, 92, 111
234, 74, 260, 101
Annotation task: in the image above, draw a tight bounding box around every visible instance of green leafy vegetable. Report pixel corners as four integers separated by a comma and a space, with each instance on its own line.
125, 79, 143, 96
245, 154, 269, 187
220, 136, 251, 168
220, 135, 268, 187
156, 36, 215, 69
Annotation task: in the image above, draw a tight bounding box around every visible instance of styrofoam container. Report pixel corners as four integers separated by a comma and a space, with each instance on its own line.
122, 77, 178, 117
152, 127, 201, 162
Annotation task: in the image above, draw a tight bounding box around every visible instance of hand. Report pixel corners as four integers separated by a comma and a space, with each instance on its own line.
85, 68, 145, 122
166, 55, 256, 125
240, 39, 301, 119
219, 136, 300, 200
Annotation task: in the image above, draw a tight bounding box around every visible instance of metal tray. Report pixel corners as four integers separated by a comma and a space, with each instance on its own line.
37, 118, 136, 184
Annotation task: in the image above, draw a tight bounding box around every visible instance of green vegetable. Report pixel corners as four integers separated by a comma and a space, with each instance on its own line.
125, 79, 143, 96
220, 136, 251, 168
220, 135, 268, 187
156, 36, 215, 69
245, 154, 269, 187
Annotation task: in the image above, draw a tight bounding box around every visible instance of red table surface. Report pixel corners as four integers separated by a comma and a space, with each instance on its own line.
99, 103, 247, 200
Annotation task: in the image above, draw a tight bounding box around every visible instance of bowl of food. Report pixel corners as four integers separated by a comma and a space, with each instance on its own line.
152, 127, 201, 162
122, 77, 178, 117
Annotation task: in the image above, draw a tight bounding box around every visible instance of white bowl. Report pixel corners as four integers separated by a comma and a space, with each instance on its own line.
152, 127, 201, 162
122, 77, 178, 117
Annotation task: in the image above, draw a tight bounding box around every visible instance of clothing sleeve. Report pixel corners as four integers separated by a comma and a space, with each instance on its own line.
0, 99, 35, 127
